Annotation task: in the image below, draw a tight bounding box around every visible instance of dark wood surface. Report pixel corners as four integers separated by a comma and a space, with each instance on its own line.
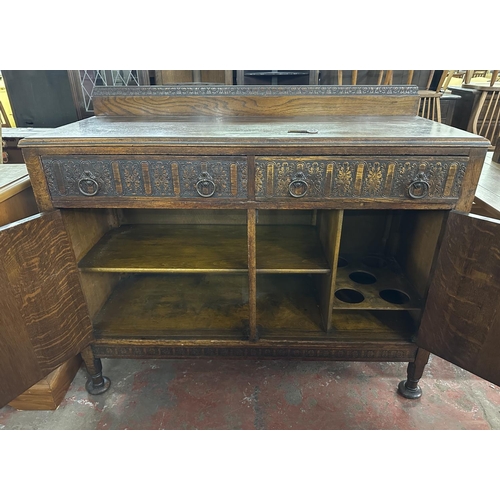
257, 225, 329, 272
0, 211, 93, 408
330, 310, 415, 340
78, 223, 330, 273
417, 211, 500, 386
79, 224, 249, 273
19, 115, 486, 149
94, 274, 250, 338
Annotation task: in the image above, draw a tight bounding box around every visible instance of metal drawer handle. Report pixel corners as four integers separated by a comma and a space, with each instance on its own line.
195, 172, 216, 198
78, 171, 100, 197
288, 172, 309, 198
407, 173, 430, 199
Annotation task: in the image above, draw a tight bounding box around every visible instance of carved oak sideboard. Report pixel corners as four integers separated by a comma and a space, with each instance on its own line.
1, 85, 498, 408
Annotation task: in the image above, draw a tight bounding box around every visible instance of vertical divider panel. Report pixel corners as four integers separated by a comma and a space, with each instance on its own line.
247, 208, 258, 340
316, 210, 344, 332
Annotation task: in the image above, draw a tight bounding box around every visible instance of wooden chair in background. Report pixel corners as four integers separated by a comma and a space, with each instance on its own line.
464, 70, 499, 86
467, 85, 500, 150
324, 71, 454, 123
380, 70, 455, 123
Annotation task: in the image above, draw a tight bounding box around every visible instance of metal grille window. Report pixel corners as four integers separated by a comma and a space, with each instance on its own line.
69, 70, 149, 119
80, 70, 143, 112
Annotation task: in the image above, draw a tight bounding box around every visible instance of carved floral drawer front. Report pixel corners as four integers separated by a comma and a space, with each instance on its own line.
41, 156, 248, 200
255, 157, 468, 201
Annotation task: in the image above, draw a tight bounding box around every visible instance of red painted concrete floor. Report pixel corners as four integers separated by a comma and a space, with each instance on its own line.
1, 355, 499, 429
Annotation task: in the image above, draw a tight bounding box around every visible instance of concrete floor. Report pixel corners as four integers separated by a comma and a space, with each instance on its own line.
1, 354, 499, 429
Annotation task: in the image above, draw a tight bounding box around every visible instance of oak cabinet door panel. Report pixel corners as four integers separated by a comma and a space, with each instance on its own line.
417, 211, 500, 386
0, 211, 93, 408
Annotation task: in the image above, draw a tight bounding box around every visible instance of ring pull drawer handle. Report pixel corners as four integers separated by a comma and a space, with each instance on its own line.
195, 172, 216, 198
407, 172, 430, 199
288, 172, 309, 198
78, 171, 100, 197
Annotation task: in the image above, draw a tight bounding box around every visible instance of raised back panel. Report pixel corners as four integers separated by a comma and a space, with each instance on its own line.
92, 85, 420, 117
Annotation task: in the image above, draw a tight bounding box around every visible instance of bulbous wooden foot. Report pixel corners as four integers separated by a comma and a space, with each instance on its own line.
398, 380, 422, 399
398, 348, 430, 400
81, 345, 111, 395
86, 374, 111, 395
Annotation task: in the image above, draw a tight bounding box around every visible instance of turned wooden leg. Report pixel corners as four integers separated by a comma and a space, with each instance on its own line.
81, 345, 111, 395
398, 348, 430, 399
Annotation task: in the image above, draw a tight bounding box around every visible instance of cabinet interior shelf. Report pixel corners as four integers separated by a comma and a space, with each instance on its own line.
83, 208, 436, 344
79, 224, 330, 274
94, 274, 250, 339
79, 225, 248, 273
93, 273, 415, 342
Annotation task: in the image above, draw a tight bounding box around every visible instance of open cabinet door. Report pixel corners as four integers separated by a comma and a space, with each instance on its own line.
0, 211, 93, 408
417, 211, 500, 386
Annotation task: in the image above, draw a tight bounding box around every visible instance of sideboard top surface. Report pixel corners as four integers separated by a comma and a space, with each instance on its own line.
18, 115, 489, 149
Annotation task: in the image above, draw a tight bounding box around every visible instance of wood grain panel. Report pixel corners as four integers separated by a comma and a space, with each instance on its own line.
417, 211, 500, 386
0, 211, 93, 407
92, 86, 419, 117
8, 355, 82, 410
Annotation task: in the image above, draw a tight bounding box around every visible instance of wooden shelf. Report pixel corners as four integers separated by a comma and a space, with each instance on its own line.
79, 223, 330, 274
257, 275, 323, 334
94, 274, 250, 338
79, 224, 248, 273
256, 225, 330, 273
330, 310, 415, 341
332, 254, 423, 311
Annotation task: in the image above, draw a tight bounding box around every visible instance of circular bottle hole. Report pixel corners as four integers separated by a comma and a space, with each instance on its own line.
335, 289, 365, 304
337, 257, 349, 268
349, 271, 377, 285
362, 256, 388, 269
379, 289, 410, 305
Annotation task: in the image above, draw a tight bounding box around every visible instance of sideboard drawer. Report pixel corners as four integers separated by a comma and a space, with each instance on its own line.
41, 156, 248, 202
255, 157, 468, 202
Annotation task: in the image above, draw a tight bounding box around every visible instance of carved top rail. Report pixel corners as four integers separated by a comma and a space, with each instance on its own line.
92, 85, 420, 118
